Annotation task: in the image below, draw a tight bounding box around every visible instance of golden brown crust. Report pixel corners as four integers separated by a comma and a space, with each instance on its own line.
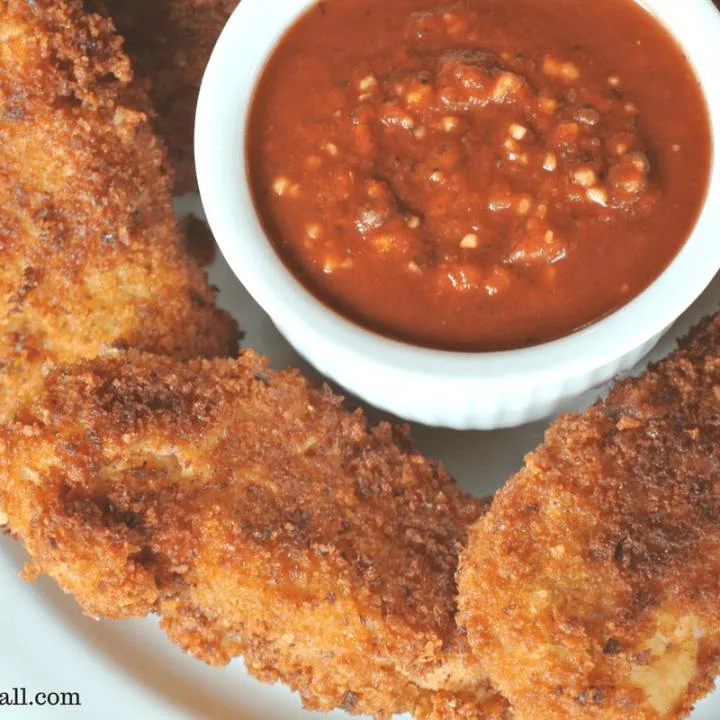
91, 0, 239, 194
415, 688, 513, 720
459, 314, 720, 720
0, 0, 239, 421
0, 350, 507, 718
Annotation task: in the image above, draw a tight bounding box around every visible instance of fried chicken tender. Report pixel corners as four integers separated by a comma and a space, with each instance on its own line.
92, 0, 239, 194
459, 314, 720, 720
0, 350, 509, 720
0, 0, 239, 421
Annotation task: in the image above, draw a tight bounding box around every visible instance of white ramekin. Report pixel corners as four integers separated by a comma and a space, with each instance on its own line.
196, 0, 720, 430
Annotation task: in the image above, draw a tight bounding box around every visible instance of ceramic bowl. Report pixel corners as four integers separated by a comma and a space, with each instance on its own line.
196, 0, 720, 429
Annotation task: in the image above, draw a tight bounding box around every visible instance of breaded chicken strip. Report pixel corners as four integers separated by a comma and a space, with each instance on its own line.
0, 350, 509, 720
0, 0, 238, 421
92, 0, 239, 194
459, 314, 720, 720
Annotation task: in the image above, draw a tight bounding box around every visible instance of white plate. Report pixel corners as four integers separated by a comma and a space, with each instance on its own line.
0, 196, 717, 719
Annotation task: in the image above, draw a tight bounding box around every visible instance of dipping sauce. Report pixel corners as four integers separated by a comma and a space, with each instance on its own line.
248, 0, 711, 351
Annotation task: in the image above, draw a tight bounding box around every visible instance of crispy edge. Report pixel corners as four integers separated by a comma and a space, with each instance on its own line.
458, 314, 720, 720
0, 0, 239, 420
1, 349, 508, 719
92, 0, 239, 193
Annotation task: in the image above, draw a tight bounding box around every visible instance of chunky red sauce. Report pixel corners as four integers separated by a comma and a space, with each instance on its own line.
248, 0, 711, 351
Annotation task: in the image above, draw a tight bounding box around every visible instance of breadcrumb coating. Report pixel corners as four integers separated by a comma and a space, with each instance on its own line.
92, 0, 239, 194
459, 314, 720, 720
0, 350, 508, 719
0, 0, 239, 421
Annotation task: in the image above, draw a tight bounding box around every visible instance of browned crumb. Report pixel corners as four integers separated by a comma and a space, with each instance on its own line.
91, 0, 239, 194
0, 350, 509, 720
0, 0, 239, 421
180, 214, 218, 266
459, 313, 720, 720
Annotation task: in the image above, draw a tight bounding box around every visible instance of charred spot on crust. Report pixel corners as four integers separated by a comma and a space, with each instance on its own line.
130, 546, 155, 568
